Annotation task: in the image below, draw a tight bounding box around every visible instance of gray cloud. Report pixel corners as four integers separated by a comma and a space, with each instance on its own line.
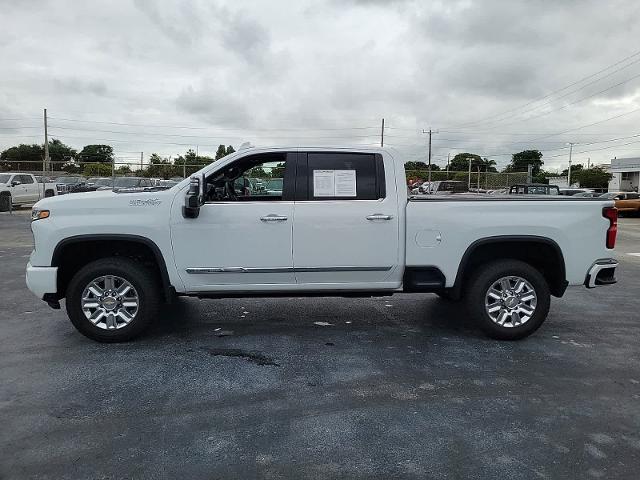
1, 0, 639, 169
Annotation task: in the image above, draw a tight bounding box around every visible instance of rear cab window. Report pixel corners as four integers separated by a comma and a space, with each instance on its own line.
296, 152, 386, 201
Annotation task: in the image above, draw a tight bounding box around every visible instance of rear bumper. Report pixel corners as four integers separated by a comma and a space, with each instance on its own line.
584, 259, 618, 288
25, 262, 58, 299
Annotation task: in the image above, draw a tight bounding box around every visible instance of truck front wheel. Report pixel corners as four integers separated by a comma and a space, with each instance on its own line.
66, 257, 160, 342
465, 260, 550, 340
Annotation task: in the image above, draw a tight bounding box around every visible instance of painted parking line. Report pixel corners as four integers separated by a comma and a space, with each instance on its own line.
628, 253, 640, 257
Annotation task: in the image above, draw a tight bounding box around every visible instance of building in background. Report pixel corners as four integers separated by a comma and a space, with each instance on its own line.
608, 157, 640, 192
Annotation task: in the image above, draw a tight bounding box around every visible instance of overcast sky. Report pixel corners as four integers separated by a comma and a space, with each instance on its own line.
2, 0, 640, 171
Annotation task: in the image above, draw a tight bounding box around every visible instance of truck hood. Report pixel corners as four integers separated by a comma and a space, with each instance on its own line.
34, 188, 177, 212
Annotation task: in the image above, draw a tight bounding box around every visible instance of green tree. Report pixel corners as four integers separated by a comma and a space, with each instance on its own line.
573, 166, 612, 189
215, 144, 227, 160
506, 150, 544, 176
78, 144, 114, 164
116, 165, 132, 175
0, 143, 44, 171
48, 139, 77, 171
174, 149, 214, 177
449, 153, 482, 171
226, 145, 235, 155
405, 161, 428, 170
83, 163, 112, 177
561, 163, 584, 177
479, 158, 497, 172
146, 153, 177, 179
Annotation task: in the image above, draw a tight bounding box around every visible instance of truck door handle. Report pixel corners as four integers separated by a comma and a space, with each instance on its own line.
260, 214, 288, 222
366, 214, 393, 221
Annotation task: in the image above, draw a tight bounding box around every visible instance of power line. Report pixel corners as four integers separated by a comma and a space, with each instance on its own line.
445, 47, 640, 129
47, 125, 379, 140
480, 70, 640, 129
49, 116, 379, 132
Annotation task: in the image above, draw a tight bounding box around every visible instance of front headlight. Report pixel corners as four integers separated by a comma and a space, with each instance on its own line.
31, 208, 50, 221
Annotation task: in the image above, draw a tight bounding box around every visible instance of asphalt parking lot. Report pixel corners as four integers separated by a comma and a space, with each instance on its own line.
1, 209, 639, 479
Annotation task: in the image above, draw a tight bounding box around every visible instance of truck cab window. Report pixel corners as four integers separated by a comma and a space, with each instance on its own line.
205, 153, 290, 202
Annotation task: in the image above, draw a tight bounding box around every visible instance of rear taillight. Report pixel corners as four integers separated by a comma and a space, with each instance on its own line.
603, 207, 617, 249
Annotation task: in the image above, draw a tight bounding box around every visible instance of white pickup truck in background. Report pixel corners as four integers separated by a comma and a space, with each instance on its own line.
25, 147, 619, 343
0, 172, 56, 210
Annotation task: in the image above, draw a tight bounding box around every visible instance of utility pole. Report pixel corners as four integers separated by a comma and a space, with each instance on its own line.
468, 156, 472, 190
447, 153, 450, 179
43, 108, 50, 173
380, 118, 385, 147
422, 128, 437, 185
140, 152, 143, 173
587, 157, 591, 169
567, 142, 575, 186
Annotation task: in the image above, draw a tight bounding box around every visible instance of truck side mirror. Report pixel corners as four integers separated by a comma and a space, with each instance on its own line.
183, 175, 205, 218
11, 180, 21, 187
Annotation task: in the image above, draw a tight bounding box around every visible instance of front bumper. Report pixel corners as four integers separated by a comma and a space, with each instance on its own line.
585, 259, 618, 288
25, 262, 58, 299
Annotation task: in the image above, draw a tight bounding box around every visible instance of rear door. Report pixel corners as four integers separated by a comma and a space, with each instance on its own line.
292, 152, 401, 288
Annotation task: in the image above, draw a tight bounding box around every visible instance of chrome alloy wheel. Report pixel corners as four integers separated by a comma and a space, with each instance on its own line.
484, 276, 537, 328
81, 275, 139, 330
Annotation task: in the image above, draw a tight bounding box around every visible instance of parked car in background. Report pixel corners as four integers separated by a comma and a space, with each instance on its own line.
54, 176, 88, 195
0, 173, 57, 210
573, 192, 602, 198
411, 180, 468, 195
156, 179, 179, 189
110, 176, 155, 191
600, 192, 640, 215
86, 177, 114, 190
559, 188, 593, 196
35, 175, 53, 183
265, 178, 284, 196
509, 184, 560, 195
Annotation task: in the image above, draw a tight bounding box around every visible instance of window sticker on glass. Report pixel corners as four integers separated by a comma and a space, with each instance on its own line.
313, 170, 336, 197
334, 170, 356, 197
313, 169, 357, 197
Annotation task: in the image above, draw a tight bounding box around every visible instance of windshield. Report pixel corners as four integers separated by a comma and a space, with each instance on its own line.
55, 177, 81, 184
114, 177, 141, 188
95, 178, 113, 187
0, 174, 10, 184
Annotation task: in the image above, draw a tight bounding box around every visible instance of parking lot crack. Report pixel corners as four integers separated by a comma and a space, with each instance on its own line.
202, 347, 280, 366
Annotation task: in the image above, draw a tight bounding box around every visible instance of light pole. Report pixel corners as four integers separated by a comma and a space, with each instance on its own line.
567, 142, 576, 186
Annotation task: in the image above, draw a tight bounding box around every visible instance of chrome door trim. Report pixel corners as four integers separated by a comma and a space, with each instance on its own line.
186, 266, 393, 274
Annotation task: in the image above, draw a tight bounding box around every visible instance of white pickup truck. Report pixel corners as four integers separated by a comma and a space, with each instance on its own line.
0, 172, 57, 210
25, 147, 619, 342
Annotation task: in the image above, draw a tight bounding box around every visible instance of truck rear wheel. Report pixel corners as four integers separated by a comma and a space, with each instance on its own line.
66, 257, 160, 342
465, 260, 550, 340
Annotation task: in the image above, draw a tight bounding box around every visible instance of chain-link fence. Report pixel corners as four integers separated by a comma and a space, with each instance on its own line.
3, 160, 531, 192
0, 160, 209, 180
406, 170, 529, 192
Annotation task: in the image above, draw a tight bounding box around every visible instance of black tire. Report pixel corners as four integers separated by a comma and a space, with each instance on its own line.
44, 189, 54, 198
464, 259, 550, 340
0, 194, 11, 212
66, 257, 160, 342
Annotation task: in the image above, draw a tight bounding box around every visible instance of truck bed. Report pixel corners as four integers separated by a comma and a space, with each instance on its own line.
405, 195, 614, 288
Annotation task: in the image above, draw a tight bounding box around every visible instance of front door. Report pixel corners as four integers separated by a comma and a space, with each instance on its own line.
171, 152, 297, 292
292, 152, 401, 288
